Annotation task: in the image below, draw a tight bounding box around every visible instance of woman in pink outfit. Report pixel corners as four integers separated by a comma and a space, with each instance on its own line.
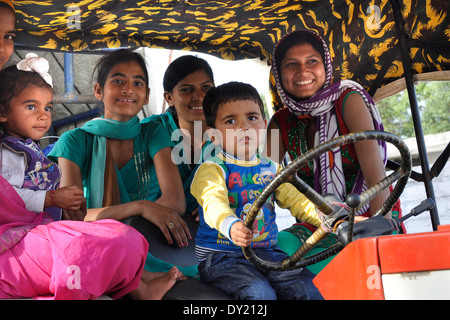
0, 175, 148, 299
0, 1, 183, 299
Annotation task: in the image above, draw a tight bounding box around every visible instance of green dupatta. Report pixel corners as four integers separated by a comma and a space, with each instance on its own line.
80, 116, 141, 208
82, 115, 200, 277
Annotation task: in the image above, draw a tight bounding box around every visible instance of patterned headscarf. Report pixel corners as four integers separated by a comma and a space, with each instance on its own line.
272, 30, 386, 211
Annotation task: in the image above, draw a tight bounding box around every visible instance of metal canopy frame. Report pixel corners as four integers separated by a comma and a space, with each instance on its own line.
390, 0, 441, 230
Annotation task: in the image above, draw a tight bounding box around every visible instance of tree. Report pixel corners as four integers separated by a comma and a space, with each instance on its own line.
377, 81, 450, 138
419, 81, 450, 134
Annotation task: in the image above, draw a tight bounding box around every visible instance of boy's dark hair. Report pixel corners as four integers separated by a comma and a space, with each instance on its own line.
203, 81, 265, 128
0, 65, 52, 118
94, 48, 149, 88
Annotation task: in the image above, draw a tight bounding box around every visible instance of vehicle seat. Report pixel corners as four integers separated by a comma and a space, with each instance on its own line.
123, 214, 232, 300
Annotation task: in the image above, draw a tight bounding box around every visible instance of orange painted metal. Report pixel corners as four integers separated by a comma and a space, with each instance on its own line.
313, 224, 450, 299
378, 228, 450, 274
313, 237, 385, 300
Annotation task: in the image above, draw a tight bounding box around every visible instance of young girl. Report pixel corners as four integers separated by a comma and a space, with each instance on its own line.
49, 49, 191, 247
0, 54, 165, 300
0, 54, 83, 221
265, 30, 402, 272
49, 49, 194, 280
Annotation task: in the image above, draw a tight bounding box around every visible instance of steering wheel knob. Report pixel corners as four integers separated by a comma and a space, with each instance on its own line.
346, 193, 361, 209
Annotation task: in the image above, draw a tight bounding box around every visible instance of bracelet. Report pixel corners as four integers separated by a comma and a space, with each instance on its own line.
50, 190, 56, 207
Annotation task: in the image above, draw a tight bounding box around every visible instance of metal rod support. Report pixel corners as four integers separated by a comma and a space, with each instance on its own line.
390, 0, 440, 230
63, 53, 74, 94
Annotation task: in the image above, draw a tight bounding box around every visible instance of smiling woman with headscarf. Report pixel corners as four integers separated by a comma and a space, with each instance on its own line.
265, 30, 402, 273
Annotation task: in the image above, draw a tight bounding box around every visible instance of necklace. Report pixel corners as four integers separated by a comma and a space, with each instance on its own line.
286, 115, 314, 170
132, 151, 150, 201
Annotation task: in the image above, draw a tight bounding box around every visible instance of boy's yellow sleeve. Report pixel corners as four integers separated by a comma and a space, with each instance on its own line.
190, 162, 237, 232
274, 182, 321, 227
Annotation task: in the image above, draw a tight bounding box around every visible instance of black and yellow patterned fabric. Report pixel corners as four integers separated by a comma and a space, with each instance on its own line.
13, 0, 450, 98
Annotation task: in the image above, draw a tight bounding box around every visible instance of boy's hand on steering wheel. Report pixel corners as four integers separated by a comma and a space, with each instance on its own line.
230, 221, 253, 247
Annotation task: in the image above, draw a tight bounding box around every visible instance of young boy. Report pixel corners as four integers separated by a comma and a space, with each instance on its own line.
190, 81, 323, 300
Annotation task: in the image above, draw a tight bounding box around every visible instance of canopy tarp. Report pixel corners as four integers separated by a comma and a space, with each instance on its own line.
13, 0, 450, 99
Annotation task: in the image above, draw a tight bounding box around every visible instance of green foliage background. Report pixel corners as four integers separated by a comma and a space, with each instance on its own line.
377, 82, 450, 138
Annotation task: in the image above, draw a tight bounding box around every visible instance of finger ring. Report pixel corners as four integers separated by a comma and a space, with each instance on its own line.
168, 222, 174, 229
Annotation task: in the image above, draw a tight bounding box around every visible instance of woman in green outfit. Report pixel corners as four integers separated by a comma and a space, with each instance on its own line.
142, 55, 216, 215
49, 49, 191, 248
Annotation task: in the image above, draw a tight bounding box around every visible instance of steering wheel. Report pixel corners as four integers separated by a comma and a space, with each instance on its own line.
242, 131, 411, 271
